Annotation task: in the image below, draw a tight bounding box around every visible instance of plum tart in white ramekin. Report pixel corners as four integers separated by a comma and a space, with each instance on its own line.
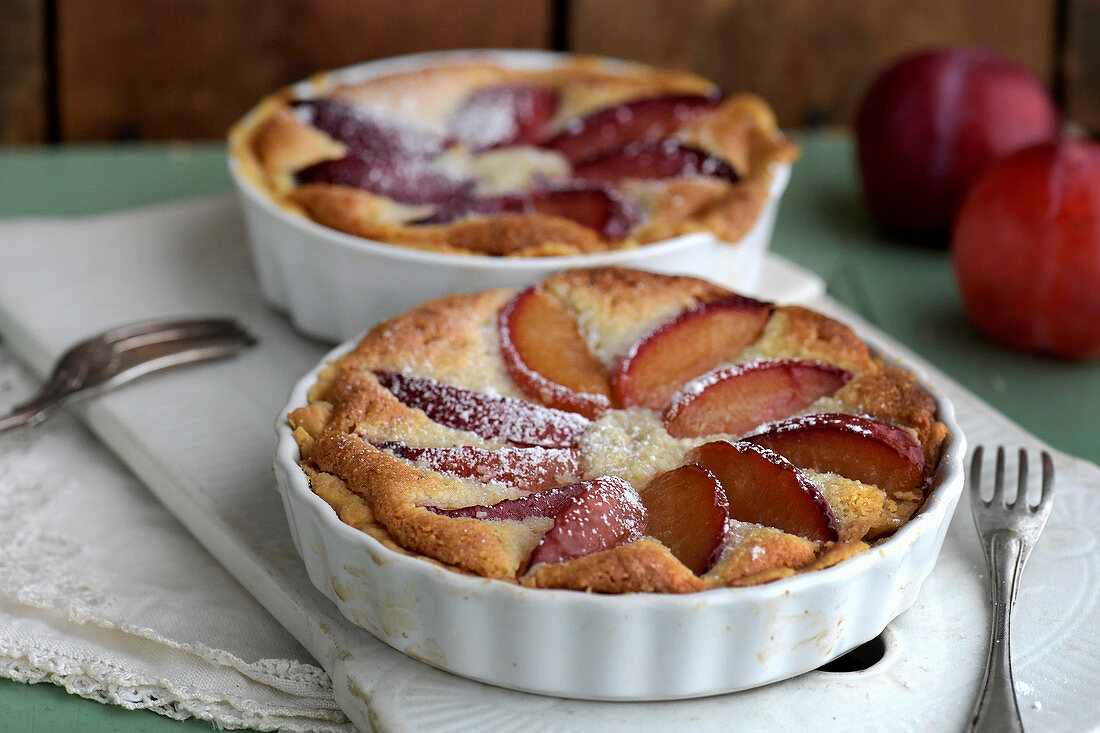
274, 267, 965, 699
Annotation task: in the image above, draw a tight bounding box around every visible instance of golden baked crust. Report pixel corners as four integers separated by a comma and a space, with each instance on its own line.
289, 268, 948, 593
523, 540, 706, 593
231, 57, 798, 257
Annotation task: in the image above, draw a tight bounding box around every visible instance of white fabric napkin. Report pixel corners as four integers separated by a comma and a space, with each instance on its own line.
0, 344, 353, 731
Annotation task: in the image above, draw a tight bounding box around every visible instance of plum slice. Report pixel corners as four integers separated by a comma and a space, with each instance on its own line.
381, 442, 582, 492
639, 465, 728, 575
530, 184, 639, 239
544, 94, 721, 164
426, 480, 587, 521
295, 155, 473, 205
410, 184, 637, 239
572, 141, 739, 185
526, 476, 647, 569
663, 359, 852, 438
499, 286, 613, 418
293, 98, 446, 159
687, 441, 838, 542
374, 371, 589, 448
743, 413, 926, 496
292, 98, 471, 205
449, 84, 559, 151
613, 296, 773, 410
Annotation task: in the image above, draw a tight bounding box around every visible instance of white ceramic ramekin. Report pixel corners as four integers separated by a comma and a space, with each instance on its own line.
229, 50, 792, 343
273, 335, 966, 701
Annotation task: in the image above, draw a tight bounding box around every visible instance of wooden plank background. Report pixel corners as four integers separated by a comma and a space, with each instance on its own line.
1067, 0, 1100, 131
55, 0, 552, 141
0, 0, 1095, 143
0, 0, 48, 144
570, 0, 1056, 128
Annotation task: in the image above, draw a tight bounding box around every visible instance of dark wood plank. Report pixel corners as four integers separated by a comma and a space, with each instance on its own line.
569, 0, 1056, 128
1066, 0, 1100, 132
56, 0, 553, 141
0, 0, 47, 143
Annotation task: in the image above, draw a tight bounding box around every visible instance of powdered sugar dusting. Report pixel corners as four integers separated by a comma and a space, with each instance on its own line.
449, 85, 559, 151
376, 371, 589, 448
580, 409, 702, 487
525, 477, 647, 569
743, 411, 874, 439
451, 97, 519, 151
296, 154, 473, 205
293, 97, 480, 207
295, 98, 446, 160
382, 443, 581, 492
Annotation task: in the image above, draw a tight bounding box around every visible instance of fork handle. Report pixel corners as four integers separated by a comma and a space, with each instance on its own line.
969, 532, 1025, 733
0, 401, 52, 433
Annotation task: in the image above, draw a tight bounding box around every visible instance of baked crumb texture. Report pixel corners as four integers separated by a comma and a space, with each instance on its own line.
289, 268, 947, 593
231, 59, 798, 256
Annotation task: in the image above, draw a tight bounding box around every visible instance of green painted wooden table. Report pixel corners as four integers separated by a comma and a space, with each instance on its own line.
0, 133, 1096, 731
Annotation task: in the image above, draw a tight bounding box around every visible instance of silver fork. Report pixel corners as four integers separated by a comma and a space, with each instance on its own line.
0, 317, 257, 433
968, 446, 1055, 733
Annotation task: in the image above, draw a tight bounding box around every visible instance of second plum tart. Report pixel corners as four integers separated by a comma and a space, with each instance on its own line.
231, 55, 797, 257
288, 268, 948, 593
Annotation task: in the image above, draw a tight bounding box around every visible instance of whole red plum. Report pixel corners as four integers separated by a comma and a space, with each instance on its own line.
856, 47, 1059, 238
952, 139, 1100, 360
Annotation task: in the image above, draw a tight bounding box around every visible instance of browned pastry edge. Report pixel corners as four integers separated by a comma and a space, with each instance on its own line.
229, 60, 798, 257
289, 268, 947, 593
522, 540, 706, 593
707, 525, 820, 586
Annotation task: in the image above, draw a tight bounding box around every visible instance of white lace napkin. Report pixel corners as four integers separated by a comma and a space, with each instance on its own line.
0, 345, 352, 731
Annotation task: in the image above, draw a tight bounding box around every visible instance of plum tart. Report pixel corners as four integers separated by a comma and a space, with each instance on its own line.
288, 268, 948, 593
231, 57, 797, 257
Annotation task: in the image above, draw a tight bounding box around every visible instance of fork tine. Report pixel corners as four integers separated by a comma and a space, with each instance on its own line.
99, 318, 221, 343
100, 318, 250, 347
111, 332, 253, 375
1010, 448, 1028, 509
1040, 451, 1055, 507
970, 446, 985, 499
991, 446, 1006, 505
110, 319, 254, 351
